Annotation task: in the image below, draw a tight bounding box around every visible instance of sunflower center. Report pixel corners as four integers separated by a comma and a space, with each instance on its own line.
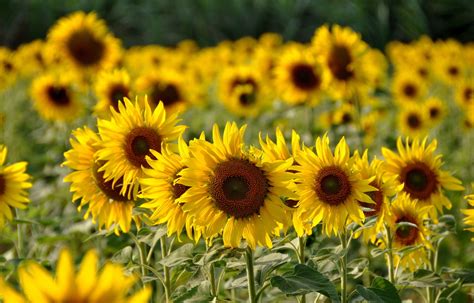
3, 61, 13, 72
464, 88, 473, 103
67, 29, 105, 66
47, 86, 70, 106
342, 113, 352, 124
400, 161, 437, 200
210, 159, 268, 219
109, 84, 129, 111
0, 174, 5, 195
403, 84, 417, 98
359, 182, 382, 216
448, 66, 459, 76
418, 67, 428, 78
290, 63, 320, 90
151, 83, 181, 107
328, 45, 353, 80
395, 216, 418, 245
124, 127, 161, 168
315, 166, 351, 206
93, 164, 129, 202
407, 114, 421, 129
238, 91, 256, 106
429, 107, 440, 119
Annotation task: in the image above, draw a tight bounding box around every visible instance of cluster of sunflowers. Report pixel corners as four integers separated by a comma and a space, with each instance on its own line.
0, 10, 473, 303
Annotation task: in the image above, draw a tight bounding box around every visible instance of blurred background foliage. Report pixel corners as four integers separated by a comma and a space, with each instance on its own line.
0, 0, 473, 50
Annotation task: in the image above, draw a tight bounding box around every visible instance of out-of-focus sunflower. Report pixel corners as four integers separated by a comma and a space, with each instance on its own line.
273, 44, 328, 106
95, 97, 186, 198
397, 103, 429, 138
462, 185, 474, 240
424, 97, 446, 126
135, 69, 188, 114
94, 69, 133, 117
332, 103, 356, 126
353, 150, 402, 244
140, 138, 201, 241
433, 40, 465, 85
63, 127, 137, 234
218, 65, 269, 117
13, 40, 47, 76
0, 47, 17, 90
293, 134, 376, 236
454, 77, 473, 109
392, 71, 427, 105
312, 25, 368, 99
360, 111, 381, 147
0, 145, 32, 227
382, 137, 464, 219
47, 11, 121, 73
30, 72, 83, 122
0, 249, 150, 303
381, 193, 432, 272
177, 123, 295, 249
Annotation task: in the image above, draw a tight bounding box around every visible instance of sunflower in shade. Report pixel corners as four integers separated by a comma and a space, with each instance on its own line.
177, 122, 295, 249
0, 145, 32, 227
0, 249, 150, 303
382, 137, 464, 220
95, 97, 186, 199
47, 11, 121, 73
293, 134, 376, 237
30, 72, 83, 122
94, 69, 133, 117
63, 127, 137, 234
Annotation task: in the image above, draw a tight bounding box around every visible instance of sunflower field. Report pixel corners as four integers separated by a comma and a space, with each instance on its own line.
0, 1, 474, 303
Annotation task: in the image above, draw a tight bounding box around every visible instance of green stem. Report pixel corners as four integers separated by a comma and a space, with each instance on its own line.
427, 239, 441, 303
209, 262, 217, 298
340, 232, 348, 303
160, 236, 171, 303
385, 224, 396, 284
245, 247, 257, 303
298, 236, 306, 303
16, 210, 23, 258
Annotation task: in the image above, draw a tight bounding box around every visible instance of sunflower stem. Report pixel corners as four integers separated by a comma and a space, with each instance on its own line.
15, 210, 23, 258
340, 232, 348, 303
245, 246, 257, 303
385, 224, 396, 284
298, 236, 306, 303
209, 262, 217, 298
160, 236, 171, 303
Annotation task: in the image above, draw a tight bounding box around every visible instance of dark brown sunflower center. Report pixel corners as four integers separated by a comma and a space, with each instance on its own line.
403, 84, 417, 98
407, 113, 421, 129
359, 182, 382, 216
67, 29, 105, 66
108, 84, 129, 111
429, 107, 440, 119
395, 216, 418, 245
464, 88, 473, 103
93, 164, 129, 202
0, 174, 5, 195
151, 83, 181, 107
47, 86, 70, 106
342, 112, 352, 124
400, 161, 437, 200
238, 91, 256, 106
124, 127, 161, 168
315, 166, 351, 206
328, 45, 353, 81
210, 159, 268, 219
290, 63, 320, 90
418, 67, 428, 78
448, 66, 459, 76
3, 61, 13, 72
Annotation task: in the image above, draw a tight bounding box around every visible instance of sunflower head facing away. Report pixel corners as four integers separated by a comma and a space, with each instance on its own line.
177, 122, 295, 249
0, 249, 150, 303
95, 96, 186, 199
382, 137, 464, 220
0, 145, 32, 227
293, 134, 376, 237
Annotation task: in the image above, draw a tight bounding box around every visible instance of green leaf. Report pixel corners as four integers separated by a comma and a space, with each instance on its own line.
270, 264, 340, 302
356, 277, 401, 303
159, 243, 194, 267
410, 269, 446, 288
437, 279, 462, 303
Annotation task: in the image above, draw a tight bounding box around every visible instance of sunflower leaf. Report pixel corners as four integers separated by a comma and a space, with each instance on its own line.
355, 277, 401, 303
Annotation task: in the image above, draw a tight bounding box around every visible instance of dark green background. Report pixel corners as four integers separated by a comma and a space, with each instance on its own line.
1, 0, 473, 50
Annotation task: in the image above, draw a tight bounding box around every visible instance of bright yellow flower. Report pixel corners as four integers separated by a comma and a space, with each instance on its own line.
397, 102, 429, 138
93, 69, 133, 118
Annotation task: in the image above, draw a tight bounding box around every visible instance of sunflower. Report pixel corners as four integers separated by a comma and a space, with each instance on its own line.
433, 40, 464, 85
353, 150, 402, 243
397, 103, 429, 138
332, 103, 356, 126
95, 97, 186, 198
47, 11, 121, 72
13, 40, 47, 76
94, 69, 133, 117
311, 25, 368, 99
218, 65, 270, 117
454, 77, 474, 109
381, 193, 432, 272
0, 47, 17, 91
382, 137, 464, 219
273, 43, 328, 106
462, 189, 474, 240
392, 71, 427, 105
424, 97, 446, 126
139, 138, 201, 241
30, 72, 83, 122
177, 122, 295, 249
0, 145, 32, 227
135, 69, 188, 114
0, 249, 150, 303
63, 126, 137, 234
293, 134, 376, 237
